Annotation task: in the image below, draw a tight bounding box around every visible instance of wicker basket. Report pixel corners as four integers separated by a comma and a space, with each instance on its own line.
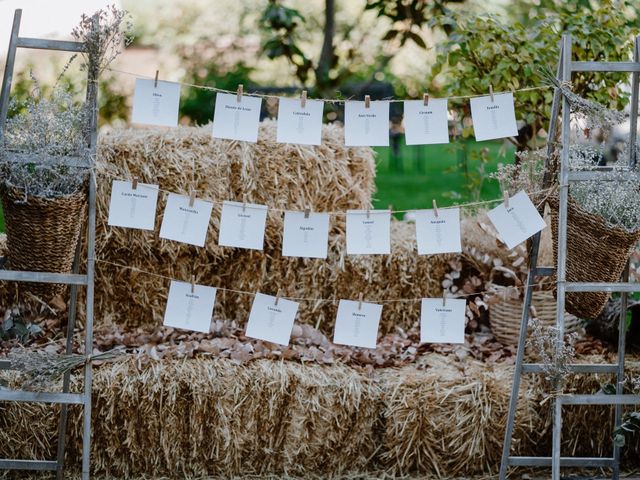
488, 267, 580, 346
545, 194, 640, 320
1, 185, 87, 299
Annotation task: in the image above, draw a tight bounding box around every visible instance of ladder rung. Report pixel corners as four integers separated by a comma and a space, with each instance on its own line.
559, 394, 640, 406
0, 459, 57, 471
568, 170, 640, 182
565, 282, 640, 293
571, 61, 640, 72
534, 267, 555, 276
522, 363, 618, 374
0, 269, 87, 285
16, 37, 85, 53
508, 456, 615, 467
0, 390, 85, 404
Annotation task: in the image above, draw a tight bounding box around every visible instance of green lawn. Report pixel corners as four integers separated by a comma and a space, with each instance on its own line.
0, 139, 514, 233
372, 138, 516, 216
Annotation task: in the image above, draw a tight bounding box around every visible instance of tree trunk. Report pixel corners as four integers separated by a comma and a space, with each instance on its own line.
316, 0, 335, 93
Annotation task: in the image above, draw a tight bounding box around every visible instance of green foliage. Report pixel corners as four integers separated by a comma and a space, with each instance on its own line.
0, 311, 42, 344
429, 0, 639, 150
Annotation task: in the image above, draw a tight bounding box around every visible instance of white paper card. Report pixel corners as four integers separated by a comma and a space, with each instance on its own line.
163, 280, 217, 333
211, 92, 262, 142
414, 207, 461, 255
344, 101, 390, 146
159, 193, 213, 247
487, 190, 547, 250
333, 299, 382, 349
131, 78, 181, 127
276, 97, 324, 145
420, 298, 466, 344
218, 201, 268, 250
469, 92, 518, 141
346, 210, 391, 255
403, 98, 450, 145
107, 180, 159, 230
245, 292, 299, 346
282, 211, 330, 258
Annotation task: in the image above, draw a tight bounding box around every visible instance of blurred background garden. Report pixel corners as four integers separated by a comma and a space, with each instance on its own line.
1, 0, 639, 226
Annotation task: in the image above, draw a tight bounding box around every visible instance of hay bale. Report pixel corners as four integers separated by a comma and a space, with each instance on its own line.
378, 354, 542, 477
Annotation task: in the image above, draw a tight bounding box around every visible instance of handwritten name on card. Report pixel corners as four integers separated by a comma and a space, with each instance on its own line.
159, 193, 213, 247
218, 201, 268, 250
108, 180, 159, 230
163, 280, 217, 333
403, 98, 450, 145
414, 207, 461, 255
344, 100, 390, 146
487, 190, 546, 250
282, 211, 330, 259
333, 299, 383, 349
420, 298, 466, 344
131, 78, 181, 127
469, 92, 518, 141
276, 97, 324, 145
245, 292, 299, 346
346, 210, 391, 255
212, 93, 262, 142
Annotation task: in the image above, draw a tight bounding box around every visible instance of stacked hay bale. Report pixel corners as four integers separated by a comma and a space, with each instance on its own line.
2, 354, 636, 477
90, 121, 452, 334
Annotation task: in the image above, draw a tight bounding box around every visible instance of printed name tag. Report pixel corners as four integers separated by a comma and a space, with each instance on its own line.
245, 292, 299, 346
403, 98, 450, 145
159, 193, 213, 247
487, 190, 546, 249
212, 92, 262, 142
414, 207, 461, 255
107, 180, 159, 230
218, 201, 268, 250
420, 298, 466, 344
276, 97, 324, 145
333, 299, 383, 348
131, 78, 181, 127
469, 92, 518, 141
346, 209, 391, 255
344, 100, 390, 146
282, 211, 330, 258
163, 280, 217, 333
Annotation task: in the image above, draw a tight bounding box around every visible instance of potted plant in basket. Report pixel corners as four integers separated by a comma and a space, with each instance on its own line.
0, 6, 131, 300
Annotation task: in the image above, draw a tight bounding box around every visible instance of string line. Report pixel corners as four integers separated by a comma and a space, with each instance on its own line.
105, 67, 551, 104
93, 257, 556, 304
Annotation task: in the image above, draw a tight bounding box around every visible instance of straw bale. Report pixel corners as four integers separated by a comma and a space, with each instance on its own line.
377, 354, 542, 477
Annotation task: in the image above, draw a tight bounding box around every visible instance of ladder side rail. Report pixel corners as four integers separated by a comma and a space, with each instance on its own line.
0, 9, 22, 136
552, 32, 574, 480
628, 36, 640, 168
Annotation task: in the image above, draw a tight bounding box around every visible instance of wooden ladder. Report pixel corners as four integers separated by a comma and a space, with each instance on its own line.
0, 9, 98, 480
499, 33, 640, 480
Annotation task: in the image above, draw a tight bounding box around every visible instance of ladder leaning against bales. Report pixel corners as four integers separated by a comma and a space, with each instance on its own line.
499, 33, 640, 480
0, 9, 98, 480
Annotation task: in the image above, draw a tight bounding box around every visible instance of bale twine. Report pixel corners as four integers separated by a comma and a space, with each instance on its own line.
0, 185, 87, 299
546, 194, 640, 319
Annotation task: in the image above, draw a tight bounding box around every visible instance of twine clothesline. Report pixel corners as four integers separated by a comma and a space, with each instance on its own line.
105, 67, 552, 104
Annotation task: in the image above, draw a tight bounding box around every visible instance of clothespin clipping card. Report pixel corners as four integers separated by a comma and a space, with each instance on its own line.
132, 177, 139, 190
237, 84, 243, 103
432, 199, 438, 217
364, 95, 371, 108
489, 84, 494, 102
300, 90, 307, 109
190, 274, 195, 294
423, 92, 429, 106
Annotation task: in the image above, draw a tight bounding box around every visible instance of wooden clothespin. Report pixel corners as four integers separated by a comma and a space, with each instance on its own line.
300, 90, 307, 109
366, 207, 371, 219
432, 199, 438, 217
388, 204, 393, 215
189, 190, 196, 207
364, 95, 371, 108
358, 293, 363, 310
242, 195, 247, 212
237, 84, 244, 103
275, 288, 282, 306
503, 189, 510, 209
304, 206, 310, 219
443, 290, 447, 307
423, 92, 429, 106
489, 84, 495, 102
154, 70, 159, 88
132, 177, 139, 190
190, 275, 195, 294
